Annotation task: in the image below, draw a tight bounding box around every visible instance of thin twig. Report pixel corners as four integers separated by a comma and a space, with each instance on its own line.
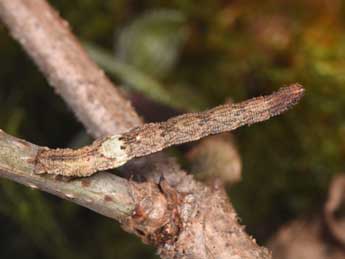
0, 130, 136, 222
0, 0, 141, 137
0, 0, 288, 258
0, 0, 184, 185
0, 128, 274, 259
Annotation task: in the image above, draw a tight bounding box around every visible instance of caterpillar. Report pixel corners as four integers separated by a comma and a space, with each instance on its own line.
35, 84, 304, 177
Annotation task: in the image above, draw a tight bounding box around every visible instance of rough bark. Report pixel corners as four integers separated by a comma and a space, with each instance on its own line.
0, 0, 288, 258
0, 129, 272, 259
0, 129, 135, 223
0, 0, 141, 137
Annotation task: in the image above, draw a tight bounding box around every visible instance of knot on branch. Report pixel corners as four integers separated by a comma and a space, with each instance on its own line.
123, 179, 183, 248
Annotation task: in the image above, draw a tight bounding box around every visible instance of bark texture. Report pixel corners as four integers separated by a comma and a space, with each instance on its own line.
0, 0, 293, 258
0, 129, 272, 259
0, 0, 141, 137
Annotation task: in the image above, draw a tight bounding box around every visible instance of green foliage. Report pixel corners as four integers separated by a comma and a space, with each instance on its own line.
1, 0, 345, 258
85, 43, 209, 111
116, 9, 187, 79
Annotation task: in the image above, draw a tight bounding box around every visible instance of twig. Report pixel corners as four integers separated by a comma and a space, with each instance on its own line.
0, 129, 136, 222
0, 0, 141, 137
0, 0, 292, 258
35, 85, 304, 177
0, 0, 182, 186
0, 129, 273, 258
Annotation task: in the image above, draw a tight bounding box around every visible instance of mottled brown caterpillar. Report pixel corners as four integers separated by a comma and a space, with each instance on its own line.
35, 84, 304, 177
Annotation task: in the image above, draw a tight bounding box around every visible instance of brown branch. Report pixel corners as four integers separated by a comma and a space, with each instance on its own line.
0, 129, 272, 259
0, 0, 180, 185
0, 129, 180, 251
0, 0, 294, 258
0, 129, 135, 222
0, 0, 141, 137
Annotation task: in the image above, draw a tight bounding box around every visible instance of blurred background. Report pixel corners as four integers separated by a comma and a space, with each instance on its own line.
1, 0, 345, 258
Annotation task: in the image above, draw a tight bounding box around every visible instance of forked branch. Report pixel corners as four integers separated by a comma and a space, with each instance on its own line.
0, 0, 303, 258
